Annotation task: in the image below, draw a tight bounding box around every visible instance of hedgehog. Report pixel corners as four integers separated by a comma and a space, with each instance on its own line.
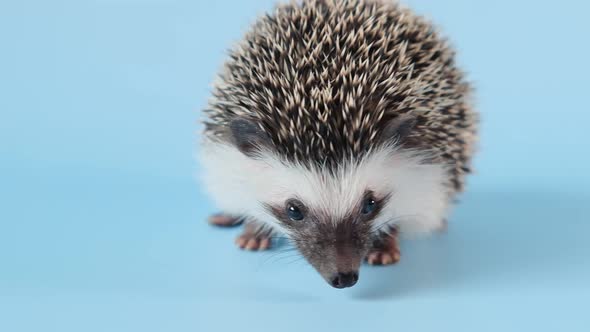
199, 0, 477, 289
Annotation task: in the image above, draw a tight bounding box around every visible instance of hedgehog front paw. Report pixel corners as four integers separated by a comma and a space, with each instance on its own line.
235, 223, 272, 251
365, 229, 400, 265
208, 213, 244, 227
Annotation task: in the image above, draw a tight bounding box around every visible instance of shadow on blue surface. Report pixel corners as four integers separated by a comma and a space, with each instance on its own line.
349, 188, 589, 299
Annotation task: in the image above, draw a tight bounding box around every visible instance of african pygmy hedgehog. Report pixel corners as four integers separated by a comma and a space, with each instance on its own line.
200, 0, 477, 288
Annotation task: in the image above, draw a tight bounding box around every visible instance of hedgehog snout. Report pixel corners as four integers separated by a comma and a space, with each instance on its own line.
294, 231, 369, 289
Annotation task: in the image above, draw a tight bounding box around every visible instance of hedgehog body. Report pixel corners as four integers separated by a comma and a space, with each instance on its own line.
200, 0, 477, 288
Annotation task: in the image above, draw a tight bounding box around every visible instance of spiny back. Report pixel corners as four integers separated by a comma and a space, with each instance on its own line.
204, 0, 477, 190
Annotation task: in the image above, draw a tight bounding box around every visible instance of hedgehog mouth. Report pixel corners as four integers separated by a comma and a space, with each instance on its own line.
300, 248, 366, 289
326, 271, 360, 289
313, 263, 362, 289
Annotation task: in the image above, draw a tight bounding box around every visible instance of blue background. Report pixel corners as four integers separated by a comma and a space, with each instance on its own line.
1, 0, 589, 331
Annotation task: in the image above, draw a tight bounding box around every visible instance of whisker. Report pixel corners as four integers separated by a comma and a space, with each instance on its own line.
257, 246, 300, 266
371, 214, 419, 236
262, 252, 303, 266
283, 256, 306, 266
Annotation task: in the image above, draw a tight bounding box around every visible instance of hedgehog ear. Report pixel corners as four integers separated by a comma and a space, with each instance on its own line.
381, 113, 417, 144
229, 118, 270, 157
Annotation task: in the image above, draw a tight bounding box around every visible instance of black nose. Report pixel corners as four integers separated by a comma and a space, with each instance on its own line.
330, 271, 359, 288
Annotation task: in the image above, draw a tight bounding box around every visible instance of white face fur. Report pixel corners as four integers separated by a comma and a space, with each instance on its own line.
199, 138, 450, 236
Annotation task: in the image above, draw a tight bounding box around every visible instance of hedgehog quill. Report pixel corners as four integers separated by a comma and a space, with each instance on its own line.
200, 0, 477, 289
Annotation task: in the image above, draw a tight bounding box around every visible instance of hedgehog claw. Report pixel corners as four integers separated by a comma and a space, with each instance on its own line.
235, 223, 272, 251
366, 229, 400, 266
208, 214, 244, 227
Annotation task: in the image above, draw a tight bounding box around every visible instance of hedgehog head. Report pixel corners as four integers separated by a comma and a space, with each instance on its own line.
202, 116, 448, 287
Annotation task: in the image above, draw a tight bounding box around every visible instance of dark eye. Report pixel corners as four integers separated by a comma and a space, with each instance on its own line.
361, 197, 377, 215
286, 203, 304, 221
